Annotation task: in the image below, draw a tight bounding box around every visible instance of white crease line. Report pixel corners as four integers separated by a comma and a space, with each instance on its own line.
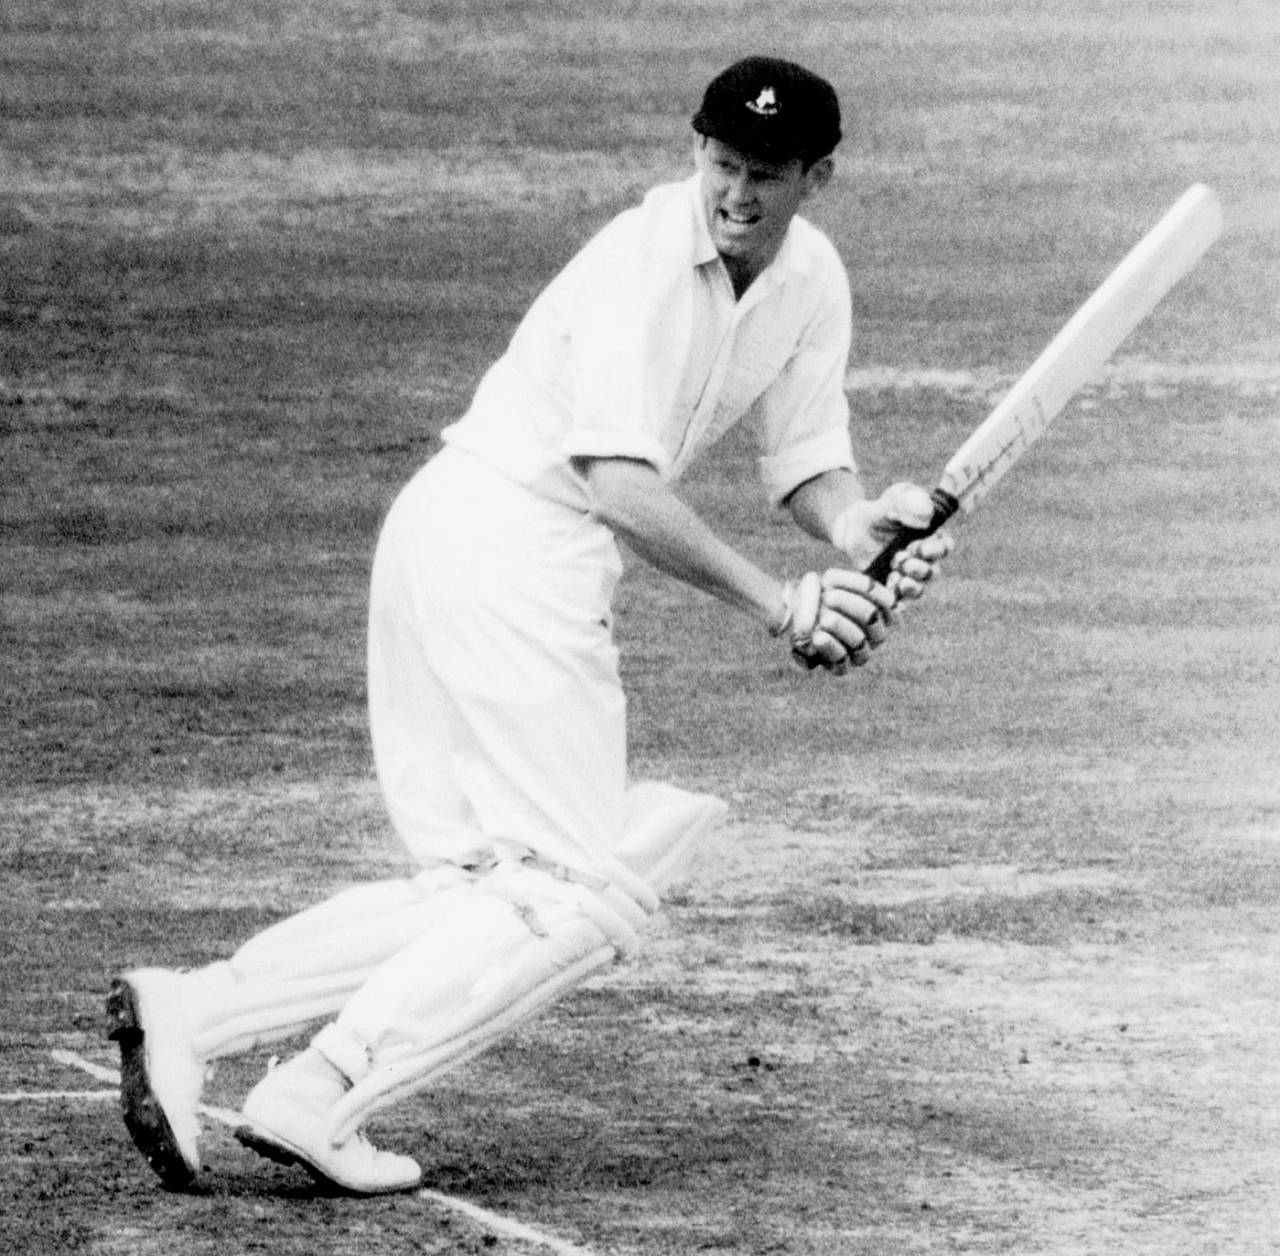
419, 1189, 599, 1256
51, 1049, 600, 1253
1, 1088, 119, 1102
51, 1048, 120, 1084
49, 1049, 241, 1126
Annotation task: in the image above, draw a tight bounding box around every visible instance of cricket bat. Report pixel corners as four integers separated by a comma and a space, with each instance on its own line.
863, 182, 1224, 586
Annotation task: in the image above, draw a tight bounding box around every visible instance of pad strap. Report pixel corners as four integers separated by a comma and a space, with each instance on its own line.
312, 1023, 375, 1088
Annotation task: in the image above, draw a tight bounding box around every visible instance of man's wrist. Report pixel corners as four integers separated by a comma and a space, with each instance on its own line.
769, 583, 794, 638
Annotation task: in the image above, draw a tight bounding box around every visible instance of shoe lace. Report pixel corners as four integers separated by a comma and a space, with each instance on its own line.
348, 1130, 382, 1161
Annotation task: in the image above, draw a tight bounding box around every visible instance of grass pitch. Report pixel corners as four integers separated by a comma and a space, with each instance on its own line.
2, 2, 1279, 1253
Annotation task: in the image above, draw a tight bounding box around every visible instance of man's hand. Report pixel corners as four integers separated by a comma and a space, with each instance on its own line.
830, 482, 954, 601
773, 569, 897, 674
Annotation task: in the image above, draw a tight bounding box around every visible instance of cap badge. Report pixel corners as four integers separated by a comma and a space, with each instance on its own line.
745, 86, 780, 117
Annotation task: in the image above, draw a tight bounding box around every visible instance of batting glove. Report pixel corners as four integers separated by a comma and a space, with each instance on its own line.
831, 482, 954, 602
772, 569, 897, 674
887, 532, 955, 602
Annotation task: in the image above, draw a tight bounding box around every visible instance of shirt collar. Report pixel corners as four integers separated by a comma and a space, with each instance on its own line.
686, 173, 722, 269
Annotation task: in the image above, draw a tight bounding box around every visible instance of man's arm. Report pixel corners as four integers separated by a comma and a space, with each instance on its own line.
577, 456, 787, 631
786, 467, 955, 598
784, 467, 866, 543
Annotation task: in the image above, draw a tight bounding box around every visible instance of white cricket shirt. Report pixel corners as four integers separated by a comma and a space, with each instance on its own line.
441, 173, 856, 509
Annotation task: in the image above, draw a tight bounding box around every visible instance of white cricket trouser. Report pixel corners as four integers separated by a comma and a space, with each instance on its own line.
367, 443, 630, 877
182, 445, 727, 1131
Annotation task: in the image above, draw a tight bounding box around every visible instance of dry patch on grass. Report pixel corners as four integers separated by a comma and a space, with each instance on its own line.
1, 143, 680, 234
605, 805, 1280, 1253
838, 862, 1123, 907
846, 359, 1280, 397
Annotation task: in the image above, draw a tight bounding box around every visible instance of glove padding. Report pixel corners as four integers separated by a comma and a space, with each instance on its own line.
774, 569, 897, 674
831, 482, 954, 602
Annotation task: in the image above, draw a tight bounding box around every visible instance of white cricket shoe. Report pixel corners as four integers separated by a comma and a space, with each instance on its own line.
235, 1060, 422, 1195
106, 968, 204, 1188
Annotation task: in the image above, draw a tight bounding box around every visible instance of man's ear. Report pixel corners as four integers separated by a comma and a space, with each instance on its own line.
801, 156, 835, 198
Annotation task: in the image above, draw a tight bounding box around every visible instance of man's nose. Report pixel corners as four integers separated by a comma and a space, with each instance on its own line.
725, 172, 753, 205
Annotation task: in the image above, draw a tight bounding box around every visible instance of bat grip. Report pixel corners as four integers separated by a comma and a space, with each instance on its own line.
791, 486, 960, 673
862, 487, 960, 586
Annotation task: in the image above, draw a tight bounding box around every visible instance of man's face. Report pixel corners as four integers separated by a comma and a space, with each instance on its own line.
695, 136, 832, 281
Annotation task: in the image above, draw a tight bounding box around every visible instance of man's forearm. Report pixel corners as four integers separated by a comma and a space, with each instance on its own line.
579, 457, 785, 630
783, 467, 868, 543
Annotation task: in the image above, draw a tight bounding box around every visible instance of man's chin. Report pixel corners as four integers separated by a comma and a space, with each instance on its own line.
712, 228, 758, 260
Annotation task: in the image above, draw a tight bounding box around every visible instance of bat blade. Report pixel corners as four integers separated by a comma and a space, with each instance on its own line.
863, 183, 1223, 585
939, 182, 1223, 512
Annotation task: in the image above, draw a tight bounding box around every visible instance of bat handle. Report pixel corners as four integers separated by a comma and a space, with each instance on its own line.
792, 486, 960, 673
862, 487, 960, 586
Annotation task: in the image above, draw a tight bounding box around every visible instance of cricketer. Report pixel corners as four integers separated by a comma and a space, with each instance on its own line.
107, 55, 953, 1195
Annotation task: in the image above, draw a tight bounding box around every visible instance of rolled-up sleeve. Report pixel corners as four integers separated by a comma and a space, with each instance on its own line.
758, 426, 856, 506
555, 210, 688, 478
559, 296, 677, 476
754, 263, 856, 506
